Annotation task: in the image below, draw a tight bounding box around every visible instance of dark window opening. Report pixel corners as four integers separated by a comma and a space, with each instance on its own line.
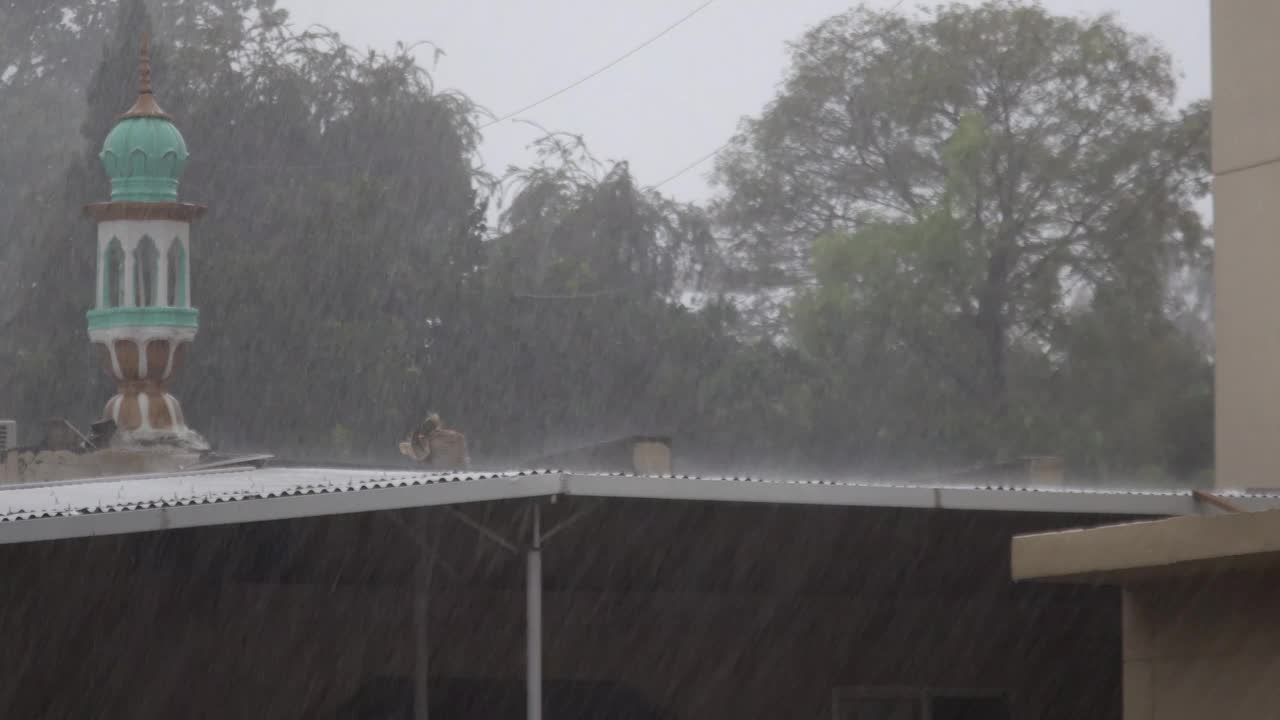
834, 688, 1010, 720
337, 676, 673, 720
931, 695, 1010, 720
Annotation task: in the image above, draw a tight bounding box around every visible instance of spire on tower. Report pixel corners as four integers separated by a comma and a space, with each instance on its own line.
119, 31, 171, 120
139, 31, 152, 95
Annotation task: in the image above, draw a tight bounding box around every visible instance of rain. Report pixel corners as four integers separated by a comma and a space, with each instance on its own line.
0, 0, 1267, 718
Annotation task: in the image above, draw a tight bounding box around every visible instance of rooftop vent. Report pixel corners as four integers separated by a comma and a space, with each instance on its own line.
526, 435, 673, 475
0, 420, 15, 452
946, 455, 1065, 487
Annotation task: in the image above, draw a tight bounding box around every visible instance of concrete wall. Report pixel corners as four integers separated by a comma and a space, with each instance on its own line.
1123, 575, 1280, 719
0, 448, 196, 484
1212, 0, 1280, 488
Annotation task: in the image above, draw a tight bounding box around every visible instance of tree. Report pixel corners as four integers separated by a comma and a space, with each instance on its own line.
491, 132, 715, 300
171, 30, 489, 455
1, 0, 162, 437
1048, 283, 1213, 483
0, 0, 113, 326
716, 1, 1211, 468
0, 0, 491, 457
0, 0, 114, 206
459, 132, 742, 461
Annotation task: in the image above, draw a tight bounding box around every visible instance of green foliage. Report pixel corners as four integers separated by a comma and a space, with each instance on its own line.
0, 0, 1215, 482
491, 133, 715, 299
790, 219, 1213, 477
714, 0, 1214, 478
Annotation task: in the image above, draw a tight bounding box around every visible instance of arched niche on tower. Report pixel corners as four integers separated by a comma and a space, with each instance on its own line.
133, 235, 159, 306
103, 237, 125, 308
167, 236, 188, 307
128, 148, 148, 176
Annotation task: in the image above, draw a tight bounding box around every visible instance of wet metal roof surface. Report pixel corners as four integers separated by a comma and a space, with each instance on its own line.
2, 466, 1279, 545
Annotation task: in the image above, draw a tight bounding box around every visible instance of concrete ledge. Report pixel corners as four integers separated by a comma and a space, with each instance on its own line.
1012, 509, 1280, 583
0, 448, 201, 485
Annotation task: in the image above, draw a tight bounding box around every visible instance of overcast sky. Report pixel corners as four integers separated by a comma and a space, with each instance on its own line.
285, 0, 1209, 207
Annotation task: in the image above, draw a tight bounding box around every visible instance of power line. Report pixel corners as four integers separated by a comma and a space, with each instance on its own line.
650, 141, 731, 189
479, 0, 716, 130
648, 0, 913, 192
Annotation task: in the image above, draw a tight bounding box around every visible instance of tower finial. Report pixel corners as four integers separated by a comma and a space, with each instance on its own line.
139, 31, 152, 95
118, 30, 171, 120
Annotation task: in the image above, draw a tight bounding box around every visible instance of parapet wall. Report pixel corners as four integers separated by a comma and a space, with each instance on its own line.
0, 447, 199, 485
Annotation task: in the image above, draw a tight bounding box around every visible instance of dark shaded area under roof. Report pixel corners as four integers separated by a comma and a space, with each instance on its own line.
0, 497, 1127, 719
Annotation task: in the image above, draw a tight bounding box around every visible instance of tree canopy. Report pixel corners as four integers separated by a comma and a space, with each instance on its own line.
713, 0, 1212, 477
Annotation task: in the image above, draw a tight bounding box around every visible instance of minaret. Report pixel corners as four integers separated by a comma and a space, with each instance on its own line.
84, 34, 208, 451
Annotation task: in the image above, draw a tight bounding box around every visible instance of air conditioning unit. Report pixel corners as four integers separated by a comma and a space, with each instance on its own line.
0, 420, 16, 452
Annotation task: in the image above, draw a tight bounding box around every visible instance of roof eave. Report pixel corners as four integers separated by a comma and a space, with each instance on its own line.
1012, 508, 1280, 584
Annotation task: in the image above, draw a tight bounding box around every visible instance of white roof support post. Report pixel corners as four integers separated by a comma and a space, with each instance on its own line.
435, 499, 562, 720
440, 496, 602, 720
527, 502, 543, 720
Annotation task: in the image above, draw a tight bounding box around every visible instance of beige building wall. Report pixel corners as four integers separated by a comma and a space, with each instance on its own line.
1013, 510, 1280, 720
1123, 577, 1280, 720
1213, 0, 1280, 488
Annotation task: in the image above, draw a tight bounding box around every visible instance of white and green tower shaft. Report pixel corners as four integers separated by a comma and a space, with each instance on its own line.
85, 35, 206, 444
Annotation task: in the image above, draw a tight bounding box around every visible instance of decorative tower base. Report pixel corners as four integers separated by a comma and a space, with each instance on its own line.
92, 330, 208, 452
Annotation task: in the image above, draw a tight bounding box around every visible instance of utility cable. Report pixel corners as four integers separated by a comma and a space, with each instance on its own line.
480, 0, 716, 129
648, 0, 912, 191
650, 141, 731, 189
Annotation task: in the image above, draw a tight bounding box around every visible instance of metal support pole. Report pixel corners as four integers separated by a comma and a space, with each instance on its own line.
413, 514, 437, 720
413, 577, 430, 720
527, 502, 543, 720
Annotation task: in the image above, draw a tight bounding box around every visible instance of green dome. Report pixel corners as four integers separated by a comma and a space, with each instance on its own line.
99, 115, 189, 203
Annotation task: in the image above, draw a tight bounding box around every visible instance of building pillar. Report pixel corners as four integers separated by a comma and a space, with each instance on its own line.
1212, 0, 1280, 488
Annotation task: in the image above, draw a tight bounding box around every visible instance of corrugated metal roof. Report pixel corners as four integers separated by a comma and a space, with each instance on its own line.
0, 467, 547, 522
2, 467, 1279, 545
